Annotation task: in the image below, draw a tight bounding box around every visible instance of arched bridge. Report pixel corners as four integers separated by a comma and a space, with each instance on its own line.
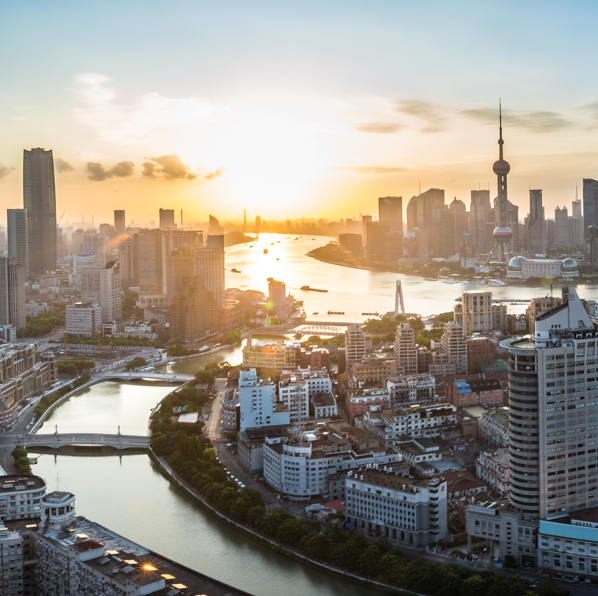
25, 433, 150, 450
100, 371, 194, 383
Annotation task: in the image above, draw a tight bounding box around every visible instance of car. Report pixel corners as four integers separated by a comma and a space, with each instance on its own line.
25, 426, 30, 431
530, 581, 541, 589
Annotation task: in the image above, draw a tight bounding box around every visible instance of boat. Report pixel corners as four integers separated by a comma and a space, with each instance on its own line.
442, 278, 458, 284
362, 312, 378, 316
263, 248, 268, 254
276, 258, 279, 260
231, 268, 241, 273
313, 312, 319, 315
301, 285, 328, 292
312, 238, 315, 240
277, 241, 280, 243
327, 310, 345, 315
487, 279, 508, 287
167, 361, 176, 366
424, 278, 437, 281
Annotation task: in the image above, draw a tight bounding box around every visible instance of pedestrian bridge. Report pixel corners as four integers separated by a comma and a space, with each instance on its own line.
100, 371, 194, 383
25, 433, 150, 450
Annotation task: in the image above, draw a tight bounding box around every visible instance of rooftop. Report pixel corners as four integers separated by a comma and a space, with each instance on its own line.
0, 475, 45, 493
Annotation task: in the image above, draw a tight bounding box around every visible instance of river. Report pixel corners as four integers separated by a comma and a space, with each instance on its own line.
32, 381, 373, 596
224, 233, 598, 320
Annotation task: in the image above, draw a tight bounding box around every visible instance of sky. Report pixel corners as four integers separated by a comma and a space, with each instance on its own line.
2, 0, 598, 226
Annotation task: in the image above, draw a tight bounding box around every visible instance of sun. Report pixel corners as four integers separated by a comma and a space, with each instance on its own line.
209, 115, 323, 213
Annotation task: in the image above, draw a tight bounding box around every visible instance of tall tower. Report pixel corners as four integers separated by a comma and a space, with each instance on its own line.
23, 148, 57, 274
491, 103, 513, 262
7, 209, 28, 276
242, 210, 248, 235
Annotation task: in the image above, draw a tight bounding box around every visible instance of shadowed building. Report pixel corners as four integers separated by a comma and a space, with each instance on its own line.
378, 196, 403, 233
7, 209, 28, 276
23, 148, 57, 274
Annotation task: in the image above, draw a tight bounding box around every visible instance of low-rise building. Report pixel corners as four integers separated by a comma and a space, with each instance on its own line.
538, 510, 598, 580
396, 438, 450, 467
480, 408, 510, 447
242, 338, 296, 376
437, 469, 487, 500
239, 369, 291, 431
346, 388, 390, 417
0, 475, 46, 521
310, 393, 337, 418
351, 355, 398, 388
387, 374, 436, 406
283, 367, 333, 395
359, 403, 457, 447
466, 336, 498, 373
476, 448, 510, 495
345, 468, 447, 545
448, 378, 504, 408
263, 426, 401, 499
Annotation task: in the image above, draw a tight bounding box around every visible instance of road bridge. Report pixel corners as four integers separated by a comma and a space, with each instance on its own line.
25, 432, 149, 450
293, 325, 345, 336
100, 371, 194, 383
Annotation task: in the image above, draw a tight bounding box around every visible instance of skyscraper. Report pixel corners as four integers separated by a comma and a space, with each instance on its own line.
169, 277, 218, 344
7, 209, 28, 276
268, 279, 288, 321
23, 148, 57, 274
114, 210, 126, 236
159, 208, 176, 230
526, 189, 546, 253
583, 178, 598, 241
554, 205, 569, 247
470, 190, 491, 253
194, 245, 225, 308
166, 247, 196, 305
378, 196, 403, 233
0, 257, 25, 329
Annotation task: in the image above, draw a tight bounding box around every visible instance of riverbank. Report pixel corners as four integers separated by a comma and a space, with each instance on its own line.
148, 449, 406, 596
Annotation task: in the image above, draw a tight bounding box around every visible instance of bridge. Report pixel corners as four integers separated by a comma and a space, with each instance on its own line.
293, 325, 345, 336
25, 432, 150, 450
99, 371, 194, 383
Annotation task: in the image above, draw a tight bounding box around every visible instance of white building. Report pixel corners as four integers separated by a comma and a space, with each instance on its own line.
281, 367, 333, 396
454, 291, 493, 337
66, 302, 102, 337
310, 393, 337, 418
538, 512, 598, 580
278, 375, 309, 423
238, 369, 291, 431
345, 468, 447, 545
507, 256, 579, 281
263, 429, 401, 498
359, 403, 458, 447
476, 448, 511, 495
0, 524, 24, 595
0, 475, 46, 520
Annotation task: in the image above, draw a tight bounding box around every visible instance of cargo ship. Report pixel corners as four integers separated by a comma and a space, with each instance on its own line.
301, 285, 328, 292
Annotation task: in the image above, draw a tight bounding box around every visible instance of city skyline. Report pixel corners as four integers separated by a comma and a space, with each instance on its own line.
3, 2, 598, 221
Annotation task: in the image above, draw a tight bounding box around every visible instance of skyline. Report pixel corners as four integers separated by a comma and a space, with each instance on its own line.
3, 1, 598, 222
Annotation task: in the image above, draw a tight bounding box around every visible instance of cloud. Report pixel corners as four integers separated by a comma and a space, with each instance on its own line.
395, 99, 575, 133
394, 100, 447, 132
85, 161, 135, 181
354, 121, 402, 134
330, 166, 408, 174
0, 163, 15, 180
73, 73, 228, 145
461, 107, 573, 132
205, 167, 227, 180
141, 154, 197, 180
55, 158, 76, 173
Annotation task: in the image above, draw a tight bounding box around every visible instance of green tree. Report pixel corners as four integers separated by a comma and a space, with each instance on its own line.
302, 533, 332, 561
502, 554, 518, 569
535, 580, 568, 596
194, 370, 215, 386
126, 357, 147, 370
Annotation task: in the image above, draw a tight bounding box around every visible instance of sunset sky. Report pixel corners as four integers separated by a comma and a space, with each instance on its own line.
2, 0, 598, 226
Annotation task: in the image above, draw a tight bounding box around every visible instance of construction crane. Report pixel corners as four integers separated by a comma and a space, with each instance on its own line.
57, 210, 66, 225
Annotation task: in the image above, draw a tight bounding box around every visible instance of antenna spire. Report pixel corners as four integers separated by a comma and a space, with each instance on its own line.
498, 99, 504, 160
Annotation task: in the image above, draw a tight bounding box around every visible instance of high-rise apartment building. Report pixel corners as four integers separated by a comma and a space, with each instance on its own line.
0, 257, 25, 330
345, 325, 367, 368
195, 245, 225, 308
7, 209, 28, 276
268, 279, 288, 321
365, 221, 390, 261
81, 262, 121, 324
134, 229, 163, 294
66, 302, 103, 337
114, 209, 126, 236
159, 208, 176, 230
454, 290, 493, 337
395, 323, 417, 375
571, 196, 584, 248
23, 148, 57, 274
118, 238, 135, 288
440, 321, 467, 374
449, 198, 468, 255
378, 196, 403, 233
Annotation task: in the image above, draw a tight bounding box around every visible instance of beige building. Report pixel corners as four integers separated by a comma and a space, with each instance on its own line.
345, 324, 366, 367
81, 261, 121, 324
242, 337, 296, 376
352, 355, 398, 388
